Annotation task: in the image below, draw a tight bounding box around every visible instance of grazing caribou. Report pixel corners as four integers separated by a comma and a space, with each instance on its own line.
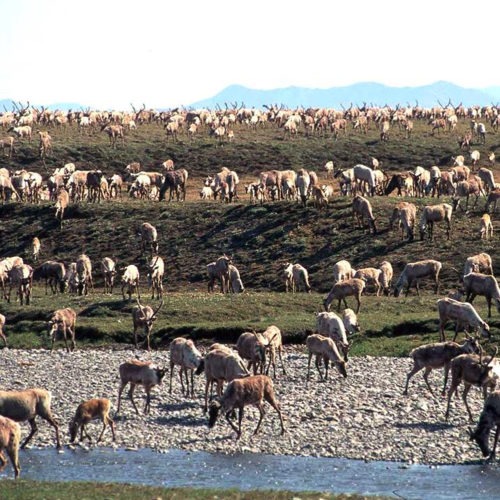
131, 299, 163, 350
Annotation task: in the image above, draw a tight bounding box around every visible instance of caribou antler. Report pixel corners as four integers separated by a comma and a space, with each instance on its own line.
135, 297, 147, 320
437, 98, 452, 109
18, 101, 30, 114
267, 333, 277, 344
484, 346, 499, 366
149, 255, 160, 269
152, 299, 164, 317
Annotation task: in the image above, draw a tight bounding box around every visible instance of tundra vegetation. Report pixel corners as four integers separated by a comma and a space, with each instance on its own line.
0, 104, 497, 352
0, 104, 499, 480
0, 106, 497, 355
0, 481, 364, 499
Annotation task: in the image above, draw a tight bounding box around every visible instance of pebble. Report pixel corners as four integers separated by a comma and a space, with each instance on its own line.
0, 348, 488, 464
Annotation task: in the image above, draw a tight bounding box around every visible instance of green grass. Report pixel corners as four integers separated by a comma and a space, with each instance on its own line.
2, 287, 498, 355
0, 480, 383, 499
0, 114, 499, 356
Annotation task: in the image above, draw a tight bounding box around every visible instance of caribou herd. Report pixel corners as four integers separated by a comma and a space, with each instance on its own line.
0, 238, 498, 476
1, 100, 500, 149
1, 101, 500, 477
1, 99, 500, 214
0, 170, 499, 474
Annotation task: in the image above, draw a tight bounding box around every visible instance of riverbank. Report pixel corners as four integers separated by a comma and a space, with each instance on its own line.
0, 347, 488, 465
0, 478, 369, 500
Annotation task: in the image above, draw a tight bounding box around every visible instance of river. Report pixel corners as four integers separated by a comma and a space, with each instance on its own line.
2, 447, 499, 499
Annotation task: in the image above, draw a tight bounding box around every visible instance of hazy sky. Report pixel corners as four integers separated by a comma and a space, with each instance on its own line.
2, 1, 499, 110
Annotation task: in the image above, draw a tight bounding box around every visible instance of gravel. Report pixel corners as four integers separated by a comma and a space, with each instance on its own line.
0, 346, 489, 465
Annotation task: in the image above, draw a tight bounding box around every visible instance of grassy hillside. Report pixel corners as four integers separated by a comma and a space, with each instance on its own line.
0, 194, 497, 293
0, 116, 498, 351
0, 118, 482, 178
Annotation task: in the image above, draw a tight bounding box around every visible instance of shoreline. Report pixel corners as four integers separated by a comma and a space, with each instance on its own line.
0, 347, 489, 465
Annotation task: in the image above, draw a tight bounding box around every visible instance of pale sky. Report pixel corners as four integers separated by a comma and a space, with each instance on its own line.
2, 0, 499, 110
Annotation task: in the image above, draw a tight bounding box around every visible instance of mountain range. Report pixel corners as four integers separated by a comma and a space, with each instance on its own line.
2, 81, 500, 111
190, 82, 500, 110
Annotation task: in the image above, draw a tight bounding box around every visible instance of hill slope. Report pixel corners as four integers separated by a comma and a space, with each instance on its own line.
0, 194, 496, 293
0, 117, 498, 292
0, 116, 498, 348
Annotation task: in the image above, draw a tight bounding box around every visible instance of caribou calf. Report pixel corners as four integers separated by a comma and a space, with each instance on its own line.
131, 299, 163, 350
47, 308, 77, 352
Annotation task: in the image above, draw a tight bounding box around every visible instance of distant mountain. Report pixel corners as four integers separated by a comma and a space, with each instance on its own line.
189, 81, 498, 109
484, 86, 500, 102
1, 82, 500, 112
46, 102, 88, 111
0, 99, 88, 112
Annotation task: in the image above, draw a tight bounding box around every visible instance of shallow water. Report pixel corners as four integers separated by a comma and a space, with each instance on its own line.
1, 447, 499, 499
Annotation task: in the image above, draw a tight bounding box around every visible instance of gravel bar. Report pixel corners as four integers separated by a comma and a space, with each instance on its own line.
0, 346, 488, 465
